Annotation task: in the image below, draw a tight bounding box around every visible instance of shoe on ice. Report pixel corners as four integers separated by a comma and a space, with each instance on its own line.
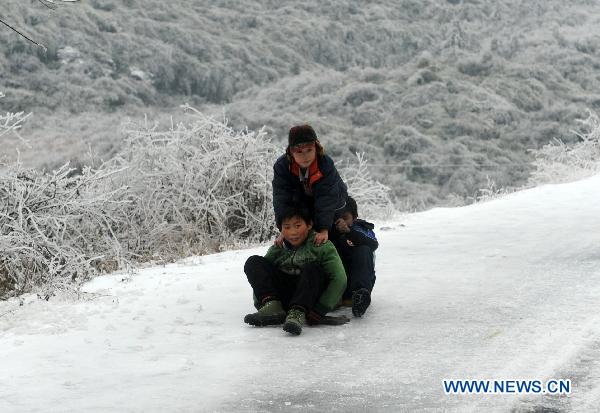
352, 288, 371, 317
244, 300, 286, 326
282, 308, 306, 335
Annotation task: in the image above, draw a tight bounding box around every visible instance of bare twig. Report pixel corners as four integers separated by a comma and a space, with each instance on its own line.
1, 0, 80, 49
0, 19, 46, 50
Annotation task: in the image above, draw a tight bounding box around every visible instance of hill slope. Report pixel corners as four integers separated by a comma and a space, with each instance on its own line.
3, 0, 600, 206
1, 174, 599, 412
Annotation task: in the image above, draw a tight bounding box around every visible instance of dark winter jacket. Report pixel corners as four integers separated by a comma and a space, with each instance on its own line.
272, 154, 348, 232
262, 231, 347, 315
331, 219, 378, 252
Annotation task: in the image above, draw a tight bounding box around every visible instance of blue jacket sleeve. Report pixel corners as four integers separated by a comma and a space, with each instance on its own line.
347, 224, 379, 251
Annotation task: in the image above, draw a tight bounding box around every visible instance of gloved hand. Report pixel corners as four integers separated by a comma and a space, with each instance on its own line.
306, 309, 323, 325
307, 309, 350, 326
320, 315, 351, 325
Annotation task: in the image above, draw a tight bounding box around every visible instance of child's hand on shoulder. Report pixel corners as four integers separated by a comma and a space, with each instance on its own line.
314, 229, 328, 246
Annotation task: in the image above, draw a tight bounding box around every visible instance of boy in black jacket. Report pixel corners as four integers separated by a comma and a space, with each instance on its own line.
331, 196, 378, 317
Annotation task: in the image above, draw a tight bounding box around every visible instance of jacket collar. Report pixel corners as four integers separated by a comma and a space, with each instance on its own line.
290, 158, 323, 188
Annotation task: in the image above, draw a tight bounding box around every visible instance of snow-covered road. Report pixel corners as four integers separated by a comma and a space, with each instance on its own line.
1, 175, 599, 412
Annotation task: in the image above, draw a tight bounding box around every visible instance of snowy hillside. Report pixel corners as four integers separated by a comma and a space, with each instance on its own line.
6, 0, 600, 206
1, 175, 599, 412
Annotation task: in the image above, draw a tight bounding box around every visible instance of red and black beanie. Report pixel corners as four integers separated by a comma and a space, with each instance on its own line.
288, 124, 317, 148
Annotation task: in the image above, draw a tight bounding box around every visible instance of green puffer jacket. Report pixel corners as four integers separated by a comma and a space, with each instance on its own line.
262, 231, 347, 315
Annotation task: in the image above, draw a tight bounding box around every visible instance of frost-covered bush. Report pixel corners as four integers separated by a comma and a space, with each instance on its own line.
343, 84, 380, 107
382, 126, 434, 158
102, 106, 279, 260
106, 107, 394, 251
529, 111, 600, 185
339, 153, 395, 220
475, 175, 515, 203
0, 107, 281, 297
0, 93, 30, 144
457, 58, 492, 77
0, 110, 278, 296
1, 103, 396, 297
350, 104, 383, 127
0, 162, 129, 298
406, 69, 440, 86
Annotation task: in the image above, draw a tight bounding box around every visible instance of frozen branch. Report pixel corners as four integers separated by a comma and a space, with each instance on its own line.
0, 1, 80, 50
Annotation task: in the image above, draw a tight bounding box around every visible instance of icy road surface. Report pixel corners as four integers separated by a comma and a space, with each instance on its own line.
1, 175, 599, 412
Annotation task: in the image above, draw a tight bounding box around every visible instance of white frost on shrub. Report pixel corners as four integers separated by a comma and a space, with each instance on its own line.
102, 105, 280, 261
529, 110, 600, 185
57, 46, 82, 64
129, 67, 149, 81
0, 162, 129, 297
0, 104, 396, 297
0, 93, 31, 145
339, 152, 395, 220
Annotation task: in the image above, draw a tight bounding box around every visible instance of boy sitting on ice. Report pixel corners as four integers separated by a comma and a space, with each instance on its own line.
331, 196, 378, 317
243, 205, 348, 335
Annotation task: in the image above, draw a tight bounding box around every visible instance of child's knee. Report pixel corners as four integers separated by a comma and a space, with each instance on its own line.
244, 255, 266, 273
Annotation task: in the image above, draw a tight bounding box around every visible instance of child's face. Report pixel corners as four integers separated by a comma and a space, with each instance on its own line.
281, 216, 312, 248
290, 143, 316, 168
341, 211, 354, 228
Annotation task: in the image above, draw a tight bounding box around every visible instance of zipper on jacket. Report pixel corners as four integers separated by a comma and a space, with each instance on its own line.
291, 249, 297, 267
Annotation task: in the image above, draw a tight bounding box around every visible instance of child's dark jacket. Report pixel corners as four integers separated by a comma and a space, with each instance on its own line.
332, 219, 379, 251
259, 231, 347, 315
272, 154, 347, 231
